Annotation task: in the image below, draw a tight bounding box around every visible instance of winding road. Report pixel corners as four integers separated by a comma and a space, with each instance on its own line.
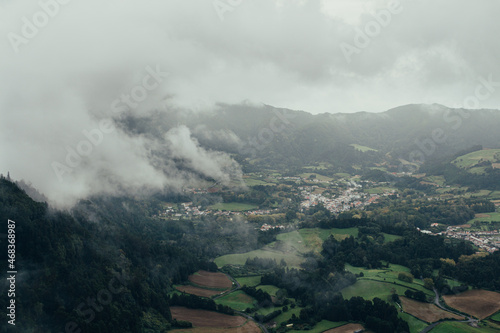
417, 288, 478, 333
214, 273, 269, 333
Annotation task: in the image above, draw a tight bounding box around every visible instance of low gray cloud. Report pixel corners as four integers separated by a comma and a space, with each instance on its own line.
0, 0, 498, 206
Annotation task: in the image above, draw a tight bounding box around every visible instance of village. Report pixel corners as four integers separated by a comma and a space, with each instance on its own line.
418, 224, 500, 253
445, 226, 500, 253
153, 175, 397, 234
298, 180, 393, 214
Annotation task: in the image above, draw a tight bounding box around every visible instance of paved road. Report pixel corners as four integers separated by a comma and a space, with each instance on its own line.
418, 288, 478, 333
236, 310, 269, 333
212, 273, 241, 300
214, 273, 268, 333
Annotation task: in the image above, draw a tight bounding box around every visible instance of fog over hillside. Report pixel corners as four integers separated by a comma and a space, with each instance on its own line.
2, 2, 500, 333
1, 0, 499, 207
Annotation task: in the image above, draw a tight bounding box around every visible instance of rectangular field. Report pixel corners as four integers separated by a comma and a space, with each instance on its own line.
215, 291, 255, 311
469, 212, 500, 223
208, 202, 259, 211
175, 285, 222, 298
236, 276, 261, 287
442, 290, 500, 319
188, 270, 233, 290
172, 320, 260, 333
323, 323, 364, 333
341, 280, 409, 301
430, 321, 500, 333
399, 312, 428, 333
400, 296, 464, 323
215, 228, 360, 269
170, 306, 247, 328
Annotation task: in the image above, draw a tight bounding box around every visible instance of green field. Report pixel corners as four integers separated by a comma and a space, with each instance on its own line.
350, 143, 378, 152
280, 228, 359, 254
272, 306, 303, 326
291, 320, 346, 333
214, 248, 304, 268
208, 202, 259, 211
366, 187, 394, 194
244, 178, 276, 186
341, 279, 411, 301
430, 321, 500, 333
236, 276, 261, 287
335, 173, 351, 178
437, 186, 469, 195
487, 191, 500, 200
257, 285, 280, 296
215, 227, 359, 268
470, 190, 493, 197
445, 278, 464, 288
343, 264, 434, 300
491, 311, 500, 321
399, 312, 428, 333
469, 212, 500, 223
214, 290, 255, 311
299, 173, 333, 182
382, 233, 403, 243
424, 175, 446, 186
452, 149, 500, 171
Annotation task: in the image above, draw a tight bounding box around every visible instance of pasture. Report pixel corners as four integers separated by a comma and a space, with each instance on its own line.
214, 247, 304, 268
452, 149, 500, 168
343, 264, 434, 298
236, 276, 261, 287
244, 178, 276, 187
382, 233, 402, 243
366, 187, 395, 194
430, 321, 500, 333
341, 279, 410, 301
172, 323, 260, 333
299, 173, 334, 182
398, 312, 428, 333
175, 270, 233, 298
215, 227, 361, 268
271, 306, 303, 326
257, 285, 280, 296
215, 291, 255, 311
469, 212, 500, 223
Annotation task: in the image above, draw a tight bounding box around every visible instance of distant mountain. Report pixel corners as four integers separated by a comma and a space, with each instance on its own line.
126, 103, 500, 172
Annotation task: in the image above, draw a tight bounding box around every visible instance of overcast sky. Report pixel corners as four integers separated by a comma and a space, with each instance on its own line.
1, 0, 499, 206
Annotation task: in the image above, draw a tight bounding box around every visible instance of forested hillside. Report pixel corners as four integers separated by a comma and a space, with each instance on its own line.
0, 179, 269, 332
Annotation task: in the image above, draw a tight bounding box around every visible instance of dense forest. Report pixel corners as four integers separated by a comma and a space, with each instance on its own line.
1, 174, 499, 332
0, 179, 274, 332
